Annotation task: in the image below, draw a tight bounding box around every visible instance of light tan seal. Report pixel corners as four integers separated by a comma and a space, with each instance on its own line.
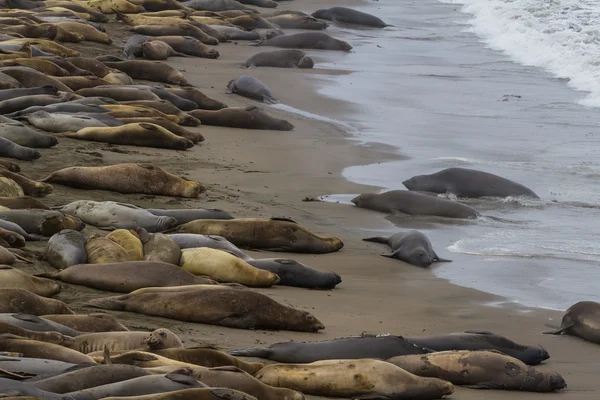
0, 178, 24, 197
117, 117, 204, 143
56, 22, 112, 44
0, 196, 50, 210
0, 321, 74, 347
153, 347, 265, 375
0, 334, 95, 364
42, 313, 129, 333
70, 328, 183, 354
103, 60, 192, 86
136, 229, 181, 265
255, 359, 454, 400
64, 123, 194, 150
76, 87, 160, 102
106, 229, 143, 261
85, 235, 131, 265
100, 388, 256, 400
173, 218, 344, 254
0, 266, 61, 297
0, 169, 53, 197
387, 350, 566, 392
180, 248, 280, 287
86, 285, 325, 332
0, 288, 73, 315
40, 163, 205, 198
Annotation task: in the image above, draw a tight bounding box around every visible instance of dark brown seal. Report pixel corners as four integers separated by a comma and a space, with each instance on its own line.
190, 106, 293, 130
544, 301, 600, 345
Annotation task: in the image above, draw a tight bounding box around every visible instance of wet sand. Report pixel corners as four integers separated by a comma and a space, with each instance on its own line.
12, 0, 600, 398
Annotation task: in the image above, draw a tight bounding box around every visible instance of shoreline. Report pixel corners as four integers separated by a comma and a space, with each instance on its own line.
8, 0, 600, 398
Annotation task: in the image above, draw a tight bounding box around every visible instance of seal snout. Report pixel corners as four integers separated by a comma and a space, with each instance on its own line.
550, 374, 567, 391
350, 195, 361, 205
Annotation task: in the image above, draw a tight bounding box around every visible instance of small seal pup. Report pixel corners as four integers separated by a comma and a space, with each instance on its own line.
388, 350, 566, 392
312, 7, 389, 28
230, 334, 429, 363
363, 230, 451, 267
226, 76, 276, 103
352, 190, 479, 219
403, 167, 539, 199
544, 301, 600, 345
255, 359, 454, 400
407, 330, 550, 366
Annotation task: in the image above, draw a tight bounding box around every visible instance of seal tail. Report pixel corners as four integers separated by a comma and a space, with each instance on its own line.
228, 347, 270, 359
362, 236, 388, 244
543, 323, 572, 335
84, 297, 126, 311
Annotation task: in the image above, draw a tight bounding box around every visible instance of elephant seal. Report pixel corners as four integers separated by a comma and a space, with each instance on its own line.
312, 7, 389, 28
21, 111, 108, 133
75, 87, 160, 102
0, 377, 74, 400
30, 365, 152, 394
41, 313, 128, 333
103, 60, 192, 86
226, 76, 275, 103
255, 359, 454, 400
255, 32, 352, 51
180, 248, 280, 287
91, 388, 256, 400
0, 313, 79, 336
117, 117, 203, 143
363, 230, 451, 267
0, 67, 73, 92
56, 21, 111, 44
181, 0, 255, 12
69, 328, 183, 354
149, 36, 219, 59
64, 123, 194, 150
46, 229, 87, 270
0, 121, 58, 148
86, 285, 325, 332
124, 34, 150, 59
0, 226, 26, 247
65, 57, 112, 77
8, 103, 109, 117
0, 196, 48, 210
119, 101, 200, 126
0, 209, 82, 236
127, 86, 198, 111
147, 365, 304, 400
0, 136, 41, 161
106, 229, 143, 261
41, 163, 205, 198
0, 355, 80, 378
85, 235, 130, 264
0, 334, 95, 364
0, 85, 58, 102
403, 167, 540, 199
137, 230, 182, 265
0, 289, 73, 315
0, 180, 24, 198
0, 170, 52, 198
53, 76, 111, 91
168, 234, 251, 260
387, 350, 566, 392
141, 41, 186, 60
147, 208, 233, 225
38, 261, 216, 293
166, 87, 226, 110
64, 374, 205, 400
152, 347, 265, 375
0, 321, 73, 346
265, 14, 328, 30
544, 301, 600, 345
407, 330, 550, 366
208, 25, 259, 40
173, 218, 343, 254
351, 190, 479, 219
190, 106, 292, 130
0, 266, 61, 297
0, 219, 41, 241
231, 334, 429, 363
0, 160, 20, 172
244, 50, 314, 69
131, 24, 219, 46
246, 259, 341, 289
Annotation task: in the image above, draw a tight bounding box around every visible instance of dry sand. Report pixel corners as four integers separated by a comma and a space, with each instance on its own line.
9, 0, 600, 399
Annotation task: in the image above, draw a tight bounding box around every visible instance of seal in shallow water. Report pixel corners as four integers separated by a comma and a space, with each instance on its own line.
403, 167, 539, 199
544, 301, 600, 345
363, 230, 451, 267
312, 7, 389, 28
255, 32, 352, 51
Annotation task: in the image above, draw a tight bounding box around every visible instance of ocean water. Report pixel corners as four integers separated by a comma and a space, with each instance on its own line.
306, 0, 600, 310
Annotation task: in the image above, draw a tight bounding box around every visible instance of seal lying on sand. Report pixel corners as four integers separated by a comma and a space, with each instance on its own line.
226, 75, 276, 103
388, 350, 566, 392
40, 163, 205, 198
363, 230, 451, 267
230, 334, 429, 363
407, 330, 550, 366
173, 218, 343, 254
244, 50, 314, 69
544, 301, 600, 345
69, 328, 183, 354
255, 359, 454, 400
190, 106, 293, 130
0, 266, 61, 297
312, 7, 389, 27
86, 285, 325, 332
403, 167, 539, 199
0, 334, 95, 364
46, 229, 87, 270
169, 234, 250, 260
255, 32, 352, 51
0, 313, 80, 336
352, 190, 479, 219
246, 259, 341, 289
41, 313, 129, 333
0, 289, 73, 315
0, 136, 41, 161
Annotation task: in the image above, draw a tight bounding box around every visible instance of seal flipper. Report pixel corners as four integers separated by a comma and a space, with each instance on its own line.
543, 323, 573, 335
228, 347, 271, 359
380, 249, 401, 259
362, 236, 389, 245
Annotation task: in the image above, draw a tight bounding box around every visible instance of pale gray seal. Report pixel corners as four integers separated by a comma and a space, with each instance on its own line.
246, 259, 342, 289
0, 136, 40, 160
403, 167, 540, 199
0, 355, 80, 377
208, 25, 259, 40
147, 208, 233, 225
0, 377, 74, 400
544, 301, 600, 345
230, 334, 429, 363
0, 85, 58, 102
123, 34, 149, 59
8, 103, 109, 117
312, 7, 389, 28
351, 190, 479, 219
168, 233, 251, 260
0, 93, 74, 115
0, 313, 81, 336
244, 50, 314, 69
363, 230, 451, 267
46, 229, 87, 270
255, 32, 352, 51
0, 121, 58, 148
20, 111, 108, 133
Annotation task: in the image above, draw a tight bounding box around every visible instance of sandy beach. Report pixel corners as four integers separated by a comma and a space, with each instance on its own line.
6, 0, 600, 398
